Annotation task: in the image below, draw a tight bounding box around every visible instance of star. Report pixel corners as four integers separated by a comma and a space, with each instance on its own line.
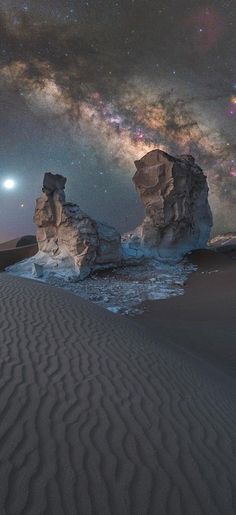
3, 179, 16, 190
0, 0, 235, 242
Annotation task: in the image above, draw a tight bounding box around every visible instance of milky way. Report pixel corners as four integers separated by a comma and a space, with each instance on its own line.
0, 1, 235, 240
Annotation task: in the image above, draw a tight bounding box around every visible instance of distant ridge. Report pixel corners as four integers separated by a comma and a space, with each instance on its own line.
210, 232, 236, 247
0, 235, 36, 251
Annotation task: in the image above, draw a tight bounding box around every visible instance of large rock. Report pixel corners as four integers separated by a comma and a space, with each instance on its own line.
125, 149, 212, 260
33, 172, 121, 279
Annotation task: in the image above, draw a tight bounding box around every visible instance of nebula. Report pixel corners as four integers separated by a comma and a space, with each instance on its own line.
0, 5, 235, 236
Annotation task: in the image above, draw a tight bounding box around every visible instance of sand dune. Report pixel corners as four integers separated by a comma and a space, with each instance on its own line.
0, 244, 38, 272
0, 235, 36, 251
0, 237, 23, 250
0, 273, 236, 514
134, 249, 236, 376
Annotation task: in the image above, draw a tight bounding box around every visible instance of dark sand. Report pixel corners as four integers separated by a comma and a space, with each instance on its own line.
132, 249, 236, 376
0, 236, 36, 251
0, 244, 38, 271
0, 273, 236, 514
0, 237, 26, 251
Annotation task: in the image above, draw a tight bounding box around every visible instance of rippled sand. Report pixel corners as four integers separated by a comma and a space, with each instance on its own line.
0, 272, 236, 514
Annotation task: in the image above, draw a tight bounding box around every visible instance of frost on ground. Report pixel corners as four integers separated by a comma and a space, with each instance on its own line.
7, 255, 196, 315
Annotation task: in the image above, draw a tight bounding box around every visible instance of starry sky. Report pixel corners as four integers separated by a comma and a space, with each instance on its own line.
0, 0, 235, 242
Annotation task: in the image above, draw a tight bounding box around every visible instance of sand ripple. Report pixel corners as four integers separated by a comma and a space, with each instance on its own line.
0, 274, 236, 514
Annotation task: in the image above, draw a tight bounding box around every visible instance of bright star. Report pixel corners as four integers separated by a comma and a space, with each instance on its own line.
3, 179, 16, 190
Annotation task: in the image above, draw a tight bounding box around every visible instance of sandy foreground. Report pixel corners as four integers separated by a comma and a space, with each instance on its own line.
0, 272, 236, 515
132, 249, 236, 376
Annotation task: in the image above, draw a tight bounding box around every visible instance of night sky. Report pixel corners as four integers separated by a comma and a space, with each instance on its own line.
0, 0, 235, 242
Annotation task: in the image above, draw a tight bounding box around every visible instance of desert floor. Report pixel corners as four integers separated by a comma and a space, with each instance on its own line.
0, 269, 236, 514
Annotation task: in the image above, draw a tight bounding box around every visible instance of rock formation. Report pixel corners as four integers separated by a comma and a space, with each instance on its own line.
125, 149, 212, 259
34, 172, 121, 279
7, 151, 213, 282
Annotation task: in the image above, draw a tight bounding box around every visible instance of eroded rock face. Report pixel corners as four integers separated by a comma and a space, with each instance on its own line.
34, 172, 121, 279
129, 149, 212, 259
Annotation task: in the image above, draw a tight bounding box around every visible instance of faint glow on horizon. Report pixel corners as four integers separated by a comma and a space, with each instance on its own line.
3, 179, 16, 190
